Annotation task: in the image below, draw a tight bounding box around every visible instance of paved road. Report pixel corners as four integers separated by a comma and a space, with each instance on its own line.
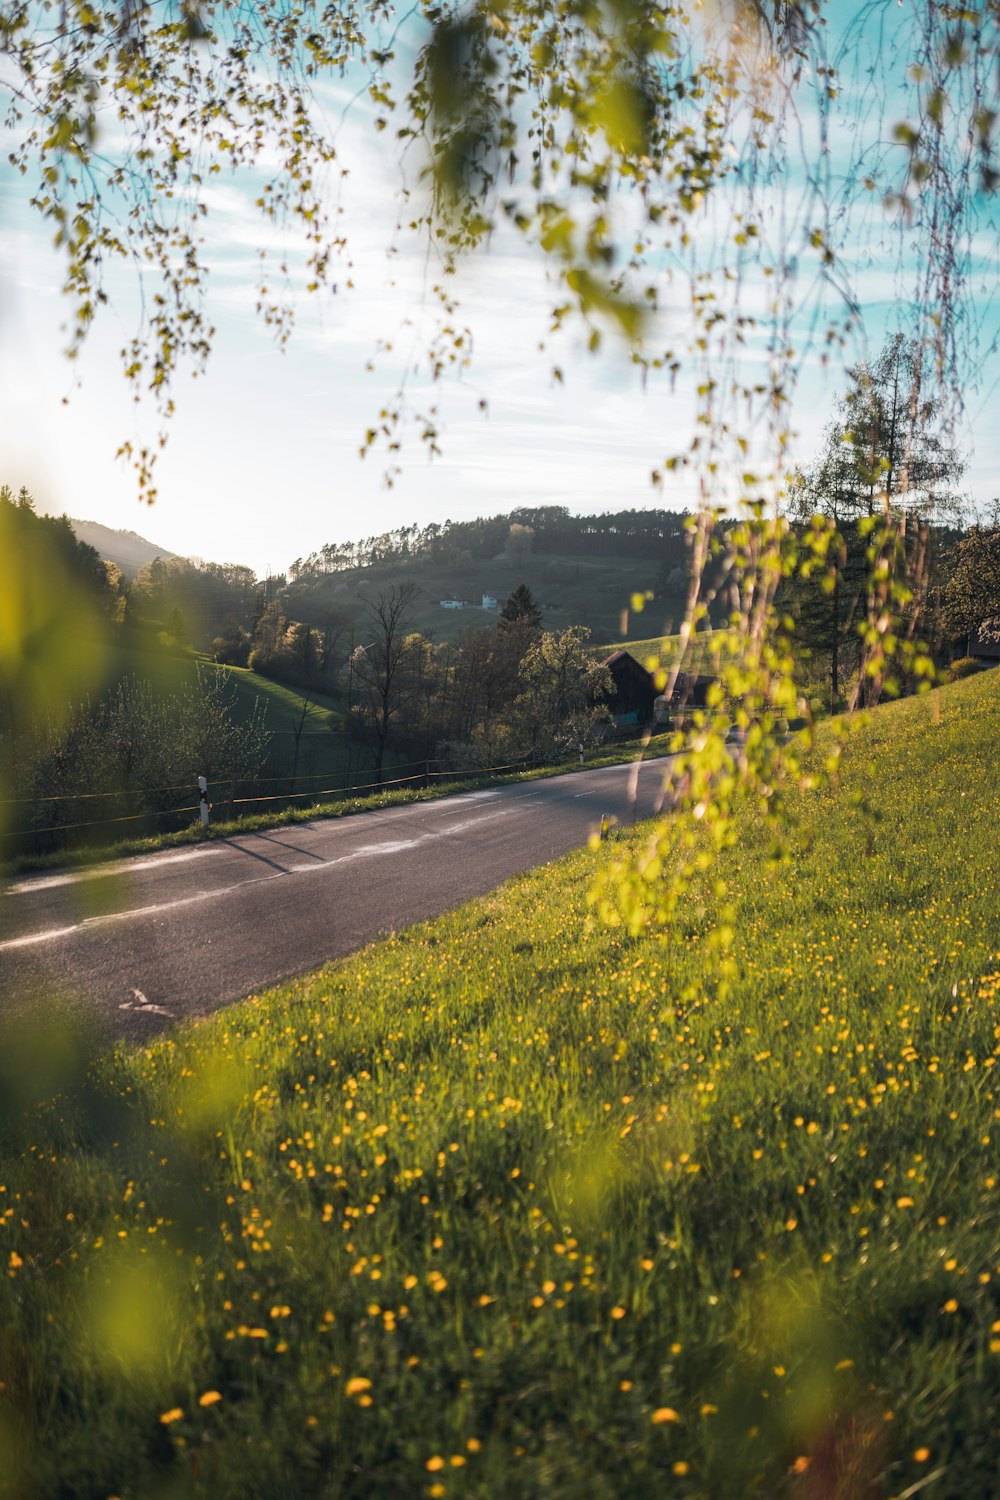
0, 758, 673, 1040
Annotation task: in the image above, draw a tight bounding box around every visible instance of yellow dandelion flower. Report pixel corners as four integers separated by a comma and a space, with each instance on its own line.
651, 1407, 680, 1424
914, 1447, 930, 1462
426, 1456, 445, 1472
345, 1377, 372, 1397
198, 1391, 223, 1408
611, 1306, 626, 1320
159, 1408, 184, 1425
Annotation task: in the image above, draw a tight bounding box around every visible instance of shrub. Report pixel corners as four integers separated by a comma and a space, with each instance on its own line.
947, 655, 986, 681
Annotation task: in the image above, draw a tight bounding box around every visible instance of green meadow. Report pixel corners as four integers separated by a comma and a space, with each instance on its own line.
99, 640, 352, 781
594, 631, 719, 675
1, 670, 998, 1498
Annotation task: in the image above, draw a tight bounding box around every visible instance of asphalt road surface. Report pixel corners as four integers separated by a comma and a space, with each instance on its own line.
0, 758, 673, 1041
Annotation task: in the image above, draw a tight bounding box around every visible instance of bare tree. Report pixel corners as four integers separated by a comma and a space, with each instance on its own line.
349, 585, 423, 780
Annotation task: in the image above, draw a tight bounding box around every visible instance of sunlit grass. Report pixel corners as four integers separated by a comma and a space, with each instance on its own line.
1, 671, 998, 1497
594, 631, 718, 674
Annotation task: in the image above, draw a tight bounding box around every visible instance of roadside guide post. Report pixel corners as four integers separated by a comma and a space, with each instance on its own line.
198, 775, 210, 829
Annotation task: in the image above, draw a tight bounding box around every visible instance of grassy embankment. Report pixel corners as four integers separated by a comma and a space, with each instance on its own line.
3, 733, 676, 877
2, 670, 998, 1497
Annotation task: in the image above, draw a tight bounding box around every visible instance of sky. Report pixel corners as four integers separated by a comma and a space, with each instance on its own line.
2, 4, 998, 578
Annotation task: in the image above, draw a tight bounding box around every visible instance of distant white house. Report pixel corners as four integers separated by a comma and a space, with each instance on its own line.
440, 599, 465, 610
482, 592, 498, 611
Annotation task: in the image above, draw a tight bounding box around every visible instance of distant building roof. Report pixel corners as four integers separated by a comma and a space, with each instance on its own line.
969, 622, 1000, 659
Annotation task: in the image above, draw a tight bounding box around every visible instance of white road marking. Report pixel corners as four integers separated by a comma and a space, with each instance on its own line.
5, 846, 221, 895
0, 765, 677, 954
350, 840, 420, 858
0, 809, 515, 953
0, 924, 79, 950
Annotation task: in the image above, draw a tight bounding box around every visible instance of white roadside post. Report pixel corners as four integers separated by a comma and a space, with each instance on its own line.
198, 775, 210, 829
579, 741, 585, 766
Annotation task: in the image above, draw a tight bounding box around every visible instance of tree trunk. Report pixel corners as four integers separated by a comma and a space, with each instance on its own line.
831, 564, 840, 710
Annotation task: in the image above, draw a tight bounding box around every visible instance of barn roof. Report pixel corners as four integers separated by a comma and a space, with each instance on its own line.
603, 649, 653, 676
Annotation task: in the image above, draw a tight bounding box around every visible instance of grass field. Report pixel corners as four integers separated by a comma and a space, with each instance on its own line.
594, 631, 719, 673
99, 636, 342, 730
1, 672, 998, 1497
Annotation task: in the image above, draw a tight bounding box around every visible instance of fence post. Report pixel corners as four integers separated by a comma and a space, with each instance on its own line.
198, 775, 210, 828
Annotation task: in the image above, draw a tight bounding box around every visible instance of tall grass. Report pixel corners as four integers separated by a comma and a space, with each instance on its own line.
1, 672, 998, 1497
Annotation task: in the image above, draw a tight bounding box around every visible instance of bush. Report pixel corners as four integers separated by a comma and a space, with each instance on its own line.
946, 655, 986, 681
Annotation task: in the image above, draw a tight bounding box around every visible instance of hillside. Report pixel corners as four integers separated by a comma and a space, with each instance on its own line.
65, 516, 178, 577
95, 640, 379, 787
283, 506, 699, 645
287, 553, 694, 647
4, 669, 999, 1495
593, 630, 719, 672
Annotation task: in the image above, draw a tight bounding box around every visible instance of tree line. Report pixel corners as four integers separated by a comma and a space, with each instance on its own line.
287, 507, 692, 579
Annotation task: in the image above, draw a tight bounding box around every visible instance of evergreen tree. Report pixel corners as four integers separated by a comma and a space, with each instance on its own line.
499, 584, 543, 635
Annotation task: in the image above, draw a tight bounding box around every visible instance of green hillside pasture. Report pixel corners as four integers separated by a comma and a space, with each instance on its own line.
2, 672, 999, 1497
288, 554, 684, 644
101, 641, 340, 735
595, 631, 719, 677
210, 663, 354, 786
95, 641, 386, 790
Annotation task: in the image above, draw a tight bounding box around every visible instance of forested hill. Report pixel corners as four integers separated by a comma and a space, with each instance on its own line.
289, 506, 689, 577
285, 506, 694, 643
66, 517, 177, 577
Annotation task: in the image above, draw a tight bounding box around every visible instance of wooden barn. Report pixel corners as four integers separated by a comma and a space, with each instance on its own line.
602, 650, 657, 726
